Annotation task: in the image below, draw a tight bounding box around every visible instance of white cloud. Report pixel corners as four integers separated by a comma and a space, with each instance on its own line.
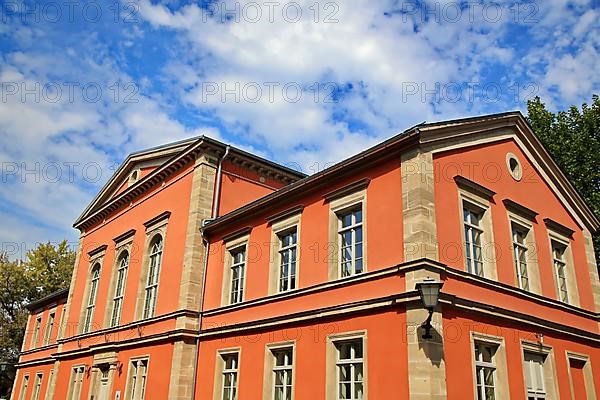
0, 0, 598, 256
136, 0, 522, 170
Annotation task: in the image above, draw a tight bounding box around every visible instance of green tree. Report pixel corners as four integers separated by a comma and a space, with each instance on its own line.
526, 95, 600, 263
0, 241, 75, 363
0, 254, 31, 363
24, 241, 76, 298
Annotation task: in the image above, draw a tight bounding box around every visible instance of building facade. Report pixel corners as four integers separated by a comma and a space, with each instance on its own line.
12, 112, 600, 400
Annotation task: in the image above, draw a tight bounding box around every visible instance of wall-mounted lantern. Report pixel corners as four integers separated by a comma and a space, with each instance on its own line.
415, 277, 444, 339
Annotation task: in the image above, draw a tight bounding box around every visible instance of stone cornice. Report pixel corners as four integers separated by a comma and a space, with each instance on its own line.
74, 138, 304, 231
201, 258, 599, 341
502, 198, 538, 221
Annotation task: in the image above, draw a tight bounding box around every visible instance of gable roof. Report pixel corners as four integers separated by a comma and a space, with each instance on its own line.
202, 111, 599, 235
74, 136, 306, 231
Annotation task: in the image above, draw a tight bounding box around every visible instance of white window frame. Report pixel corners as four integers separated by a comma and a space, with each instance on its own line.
83, 264, 101, 333
221, 352, 239, 400
110, 250, 129, 327
551, 240, 569, 303
19, 374, 29, 400
474, 341, 498, 400
335, 339, 364, 400
43, 311, 55, 346
69, 366, 85, 400
463, 204, 484, 277
337, 207, 364, 278
511, 222, 530, 291
272, 347, 293, 400
143, 236, 163, 319
278, 229, 297, 293
229, 246, 246, 304
31, 315, 42, 349
524, 352, 547, 400
128, 358, 149, 400
32, 373, 43, 400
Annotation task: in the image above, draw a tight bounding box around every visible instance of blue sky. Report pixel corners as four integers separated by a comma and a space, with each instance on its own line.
0, 0, 598, 258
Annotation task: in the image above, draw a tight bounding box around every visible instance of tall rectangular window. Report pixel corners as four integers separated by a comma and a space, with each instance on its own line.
551, 241, 569, 303
32, 373, 42, 400
19, 375, 29, 400
278, 230, 297, 292
524, 353, 546, 400
69, 366, 85, 400
512, 224, 530, 291
338, 208, 363, 277
111, 251, 129, 327
31, 316, 42, 349
83, 264, 101, 333
221, 353, 239, 400
143, 235, 163, 319
463, 205, 484, 276
474, 342, 497, 400
128, 359, 148, 400
336, 340, 364, 400
272, 348, 293, 400
230, 247, 246, 304
43, 312, 55, 346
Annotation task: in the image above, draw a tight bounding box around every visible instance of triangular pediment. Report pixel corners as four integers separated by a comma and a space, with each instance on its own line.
417, 112, 599, 232
73, 136, 306, 230
76, 137, 200, 226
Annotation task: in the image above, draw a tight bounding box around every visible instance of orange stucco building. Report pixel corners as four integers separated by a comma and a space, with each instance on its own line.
12, 112, 600, 400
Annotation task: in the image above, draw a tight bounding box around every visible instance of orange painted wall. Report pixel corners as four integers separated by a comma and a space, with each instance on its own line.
23, 297, 66, 352
12, 363, 55, 400
51, 342, 173, 400
196, 310, 409, 400
65, 163, 195, 338
217, 161, 287, 216
203, 158, 404, 310
434, 139, 595, 311
443, 307, 600, 400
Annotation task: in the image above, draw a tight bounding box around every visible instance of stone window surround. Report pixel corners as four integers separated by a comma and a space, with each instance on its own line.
268, 212, 302, 295
43, 307, 57, 346
547, 230, 580, 307
88, 365, 112, 400
19, 373, 29, 400
213, 347, 241, 400
220, 233, 250, 306
66, 365, 86, 400
327, 189, 368, 281
32, 372, 43, 400
262, 341, 296, 400
78, 247, 106, 335
520, 340, 560, 400
469, 332, 509, 400
22, 314, 33, 352
103, 231, 135, 328
457, 186, 498, 281
134, 212, 170, 321
565, 351, 597, 400
325, 330, 368, 400
46, 368, 56, 400
30, 314, 42, 350
506, 210, 542, 295
506, 152, 523, 181
124, 355, 150, 400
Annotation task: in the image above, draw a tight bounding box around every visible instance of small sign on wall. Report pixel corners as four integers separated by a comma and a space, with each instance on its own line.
115, 391, 121, 400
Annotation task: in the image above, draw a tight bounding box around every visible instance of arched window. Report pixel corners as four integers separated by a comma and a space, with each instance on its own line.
83, 263, 101, 333
110, 250, 129, 327
143, 235, 163, 319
